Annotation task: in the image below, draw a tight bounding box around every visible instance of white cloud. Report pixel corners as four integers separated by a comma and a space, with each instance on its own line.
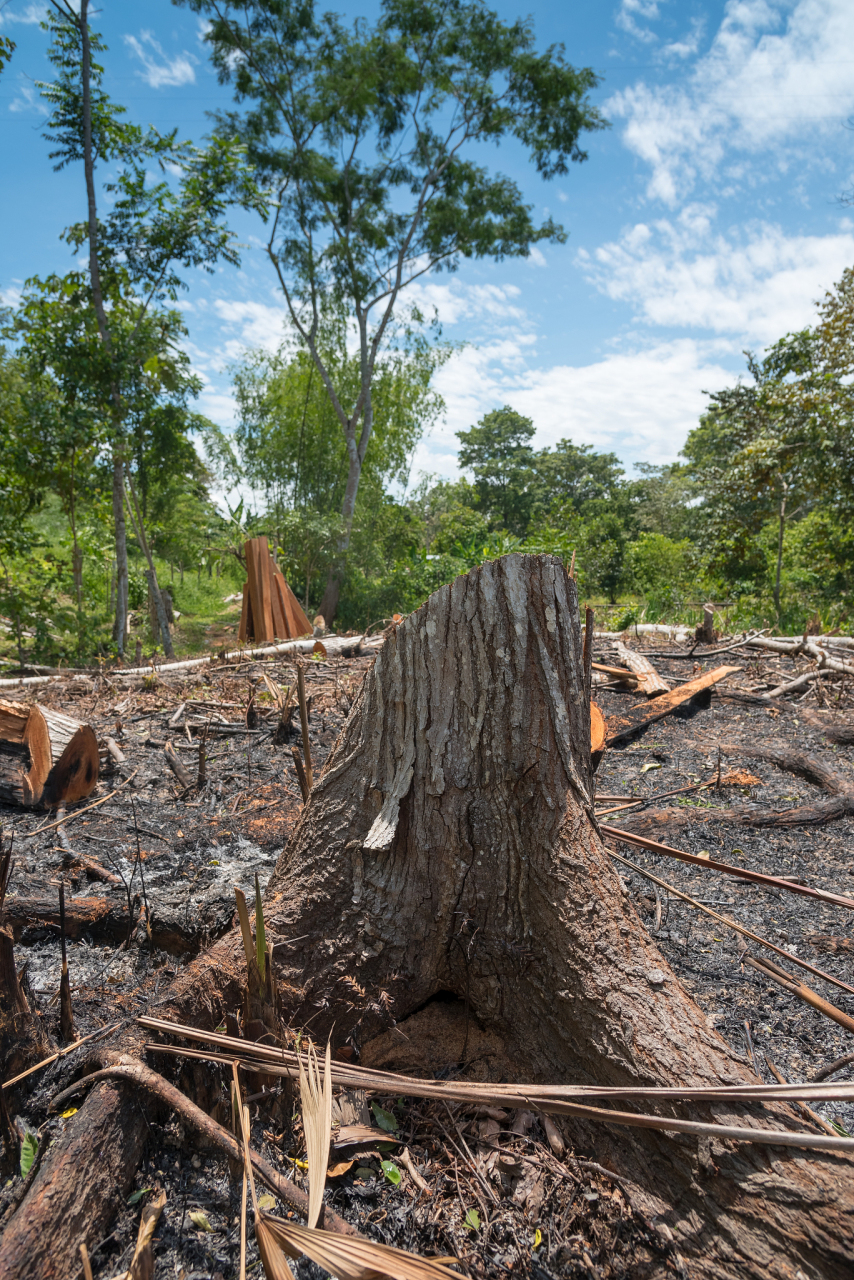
579, 212, 854, 343
609, 0, 854, 204
616, 0, 662, 43
8, 82, 47, 115
211, 298, 291, 359
124, 31, 196, 89
0, 4, 45, 26
413, 337, 738, 480
406, 279, 524, 326
527, 247, 547, 268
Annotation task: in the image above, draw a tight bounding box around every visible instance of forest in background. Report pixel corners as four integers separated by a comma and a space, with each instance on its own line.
1, 1, 854, 666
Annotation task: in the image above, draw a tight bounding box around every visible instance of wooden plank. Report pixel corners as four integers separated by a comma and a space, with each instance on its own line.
605, 665, 742, 746
273, 573, 312, 639
245, 537, 274, 643
268, 555, 288, 639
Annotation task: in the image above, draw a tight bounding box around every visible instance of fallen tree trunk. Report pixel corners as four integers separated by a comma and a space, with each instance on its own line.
614, 640, 670, 696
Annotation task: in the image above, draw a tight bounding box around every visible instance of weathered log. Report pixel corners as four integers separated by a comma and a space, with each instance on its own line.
0, 1079, 147, 1280
614, 641, 670, 696
0, 700, 45, 807
247, 554, 853, 1279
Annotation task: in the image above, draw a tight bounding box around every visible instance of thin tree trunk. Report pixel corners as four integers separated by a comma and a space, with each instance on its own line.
111, 452, 128, 655
124, 469, 174, 657
318, 391, 372, 624
774, 487, 787, 616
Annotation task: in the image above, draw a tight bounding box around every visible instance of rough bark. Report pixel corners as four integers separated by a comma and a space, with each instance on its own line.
249, 553, 853, 1280
0, 1080, 147, 1280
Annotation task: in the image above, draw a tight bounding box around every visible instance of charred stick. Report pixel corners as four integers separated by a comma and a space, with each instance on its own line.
291, 745, 309, 802
296, 663, 312, 791
58, 880, 74, 1043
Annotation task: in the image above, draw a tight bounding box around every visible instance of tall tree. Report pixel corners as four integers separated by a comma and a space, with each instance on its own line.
40, 0, 258, 653
457, 405, 536, 535
180, 0, 607, 620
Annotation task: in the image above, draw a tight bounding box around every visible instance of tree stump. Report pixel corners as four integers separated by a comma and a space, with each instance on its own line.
0, 700, 98, 809
258, 553, 854, 1279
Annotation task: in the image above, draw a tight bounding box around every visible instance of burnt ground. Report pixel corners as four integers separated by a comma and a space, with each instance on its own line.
0, 633, 853, 1279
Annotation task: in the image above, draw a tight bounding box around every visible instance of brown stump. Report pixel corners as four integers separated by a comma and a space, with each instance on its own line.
0, 699, 98, 809
255, 553, 854, 1279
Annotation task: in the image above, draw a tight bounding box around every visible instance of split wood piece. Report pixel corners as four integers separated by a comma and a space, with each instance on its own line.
274, 571, 312, 640
764, 1060, 839, 1138
163, 741, 193, 790
245, 536, 275, 644
148, 552, 854, 1280
0, 1078, 148, 1280
600, 822, 854, 910
614, 642, 670, 697
589, 703, 606, 754
0, 699, 99, 809
604, 665, 742, 746
743, 954, 854, 1036
590, 661, 639, 686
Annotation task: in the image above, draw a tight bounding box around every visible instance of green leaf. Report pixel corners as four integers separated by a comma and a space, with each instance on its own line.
380, 1160, 401, 1186
464, 1208, 481, 1232
371, 1102, 398, 1133
354, 1166, 375, 1181
255, 871, 266, 982
189, 1210, 213, 1232
19, 1133, 38, 1178
128, 1187, 151, 1205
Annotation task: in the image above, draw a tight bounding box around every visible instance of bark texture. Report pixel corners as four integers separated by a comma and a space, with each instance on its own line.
252, 553, 854, 1280
0, 1080, 147, 1280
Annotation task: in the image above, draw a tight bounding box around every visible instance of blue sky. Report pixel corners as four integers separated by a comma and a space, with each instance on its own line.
3, 0, 854, 494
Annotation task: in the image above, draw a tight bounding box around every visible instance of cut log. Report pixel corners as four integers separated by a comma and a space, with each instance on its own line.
39, 707, 99, 808
614, 641, 670, 697
245, 536, 275, 643
0, 700, 98, 809
247, 554, 853, 1279
273, 572, 312, 639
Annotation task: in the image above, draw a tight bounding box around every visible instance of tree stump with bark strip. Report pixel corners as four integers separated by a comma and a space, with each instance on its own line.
256, 553, 854, 1279
0, 700, 98, 808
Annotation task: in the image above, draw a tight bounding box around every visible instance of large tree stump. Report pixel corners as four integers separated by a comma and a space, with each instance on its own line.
257, 553, 854, 1279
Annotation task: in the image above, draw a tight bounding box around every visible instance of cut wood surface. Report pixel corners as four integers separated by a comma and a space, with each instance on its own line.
614, 641, 670, 696
0, 699, 98, 808
589, 701, 606, 753
605, 665, 742, 745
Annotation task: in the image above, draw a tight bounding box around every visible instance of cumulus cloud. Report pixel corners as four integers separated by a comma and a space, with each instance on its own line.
0, 3, 45, 26
124, 31, 196, 89
608, 0, 854, 204
616, 0, 662, 43
413, 337, 738, 480
8, 82, 47, 115
579, 211, 854, 344
212, 298, 291, 359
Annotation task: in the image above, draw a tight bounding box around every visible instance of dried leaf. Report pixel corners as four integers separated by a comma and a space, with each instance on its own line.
60, 1107, 78, 1119
258, 1212, 460, 1280
641, 761, 662, 773
298, 1039, 332, 1230
127, 1188, 167, 1280
327, 1160, 355, 1178
258, 1194, 276, 1211
189, 1210, 213, 1233
254, 872, 267, 982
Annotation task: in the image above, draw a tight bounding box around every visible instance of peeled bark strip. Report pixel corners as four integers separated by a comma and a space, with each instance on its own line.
256, 554, 853, 1280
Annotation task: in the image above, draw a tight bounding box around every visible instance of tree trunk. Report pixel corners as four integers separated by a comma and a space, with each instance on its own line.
774, 488, 787, 616
257, 553, 853, 1278
111, 453, 128, 655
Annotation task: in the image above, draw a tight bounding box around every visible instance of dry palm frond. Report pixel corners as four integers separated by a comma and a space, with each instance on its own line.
257, 1213, 461, 1280
298, 1039, 332, 1229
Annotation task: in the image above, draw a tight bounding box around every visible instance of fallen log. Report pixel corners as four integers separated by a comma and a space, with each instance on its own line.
605, 665, 742, 745
614, 641, 670, 696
